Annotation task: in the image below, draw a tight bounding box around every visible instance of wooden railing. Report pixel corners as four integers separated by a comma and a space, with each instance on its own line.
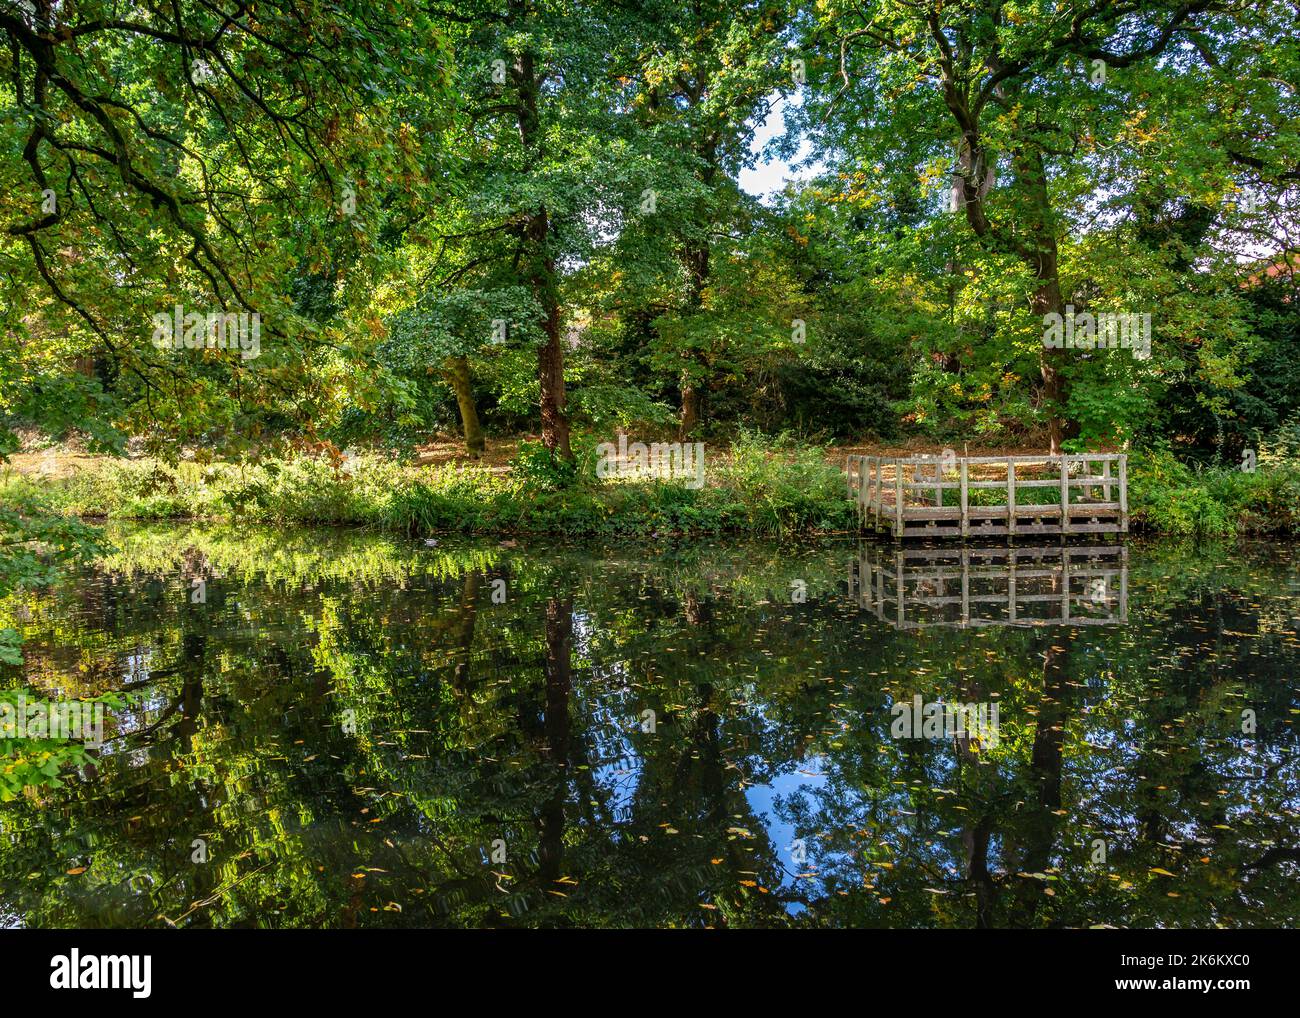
845, 453, 1128, 539
847, 543, 1128, 629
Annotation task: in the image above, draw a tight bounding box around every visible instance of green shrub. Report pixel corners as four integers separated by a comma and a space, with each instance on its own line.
15, 438, 1294, 539
1128, 446, 1300, 537
713, 430, 855, 535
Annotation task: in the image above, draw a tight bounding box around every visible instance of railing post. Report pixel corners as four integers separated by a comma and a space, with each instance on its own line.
860, 458, 869, 527
871, 458, 880, 532
894, 459, 904, 541
857, 460, 868, 530
859, 457, 867, 528
1007, 461, 1017, 536
1060, 455, 1069, 532
1118, 454, 1128, 533
960, 547, 970, 626
848, 456, 857, 524
1061, 552, 1071, 622
960, 459, 969, 538
895, 548, 905, 626
1103, 457, 1112, 502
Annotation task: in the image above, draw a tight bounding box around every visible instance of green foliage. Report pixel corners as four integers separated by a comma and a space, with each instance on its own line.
0, 691, 132, 801
0, 495, 106, 665
4, 443, 854, 538
509, 438, 582, 493
1258, 408, 1300, 466
712, 431, 855, 534
509, 434, 611, 492
1128, 446, 1300, 537
3, 0, 1300, 535
2, 0, 454, 454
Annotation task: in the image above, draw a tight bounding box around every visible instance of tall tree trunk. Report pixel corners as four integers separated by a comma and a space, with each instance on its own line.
678, 377, 701, 441
1034, 285, 1068, 455
948, 75, 1074, 452
442, 355, 485, 457
677, 242, 710, 440
536, 280, 571, 460
1017, 149, 1069, 454
513, 13, 572, 461
539, 596, 573, 883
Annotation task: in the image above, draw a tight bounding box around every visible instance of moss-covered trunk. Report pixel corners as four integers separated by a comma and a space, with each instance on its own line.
443, 355, 485, 457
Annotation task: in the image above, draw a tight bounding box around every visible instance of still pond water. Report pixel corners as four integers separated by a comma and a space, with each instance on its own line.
2, 524, 1298, 928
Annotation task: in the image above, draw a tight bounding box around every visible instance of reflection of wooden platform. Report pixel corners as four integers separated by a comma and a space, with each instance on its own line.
847, 544, 1128, 630
845, 454, 1128, 540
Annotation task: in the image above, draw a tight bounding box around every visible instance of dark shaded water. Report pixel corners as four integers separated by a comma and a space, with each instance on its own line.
2, 525, 1298, 928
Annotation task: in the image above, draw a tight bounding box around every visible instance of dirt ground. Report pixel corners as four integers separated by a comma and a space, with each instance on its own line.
832, 435, 1057, 460
401, 434, 1061, 472
4, 449, 104, 480
4, 430, 1060, 479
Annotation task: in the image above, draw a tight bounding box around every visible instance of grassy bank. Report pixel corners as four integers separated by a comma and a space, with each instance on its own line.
0, 434, 855, 538
4, 438, 1300, 539
1127, 448, 1300, 537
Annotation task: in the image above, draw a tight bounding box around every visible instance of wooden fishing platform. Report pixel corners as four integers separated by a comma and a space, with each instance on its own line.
845, 453, 1128, 540
847, 544, 1129, 630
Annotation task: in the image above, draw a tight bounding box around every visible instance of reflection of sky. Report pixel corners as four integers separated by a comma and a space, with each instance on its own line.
574, 611, 646, 831
745, 757, 830, 915
99, 646, 158, 753
585, 701, 643, 832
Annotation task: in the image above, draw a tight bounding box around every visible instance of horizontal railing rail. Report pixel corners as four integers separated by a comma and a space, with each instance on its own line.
847, 543, 1128, 628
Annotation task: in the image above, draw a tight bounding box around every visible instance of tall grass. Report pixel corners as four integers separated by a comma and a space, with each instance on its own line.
3, 436, 856, 538
8, 439, 1298, 539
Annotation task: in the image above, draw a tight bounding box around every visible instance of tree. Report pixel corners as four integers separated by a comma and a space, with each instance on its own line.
807, 0, 1295, 452
1, 0, 449, 452
412, 0, 631, 461
616, 0, 797, 438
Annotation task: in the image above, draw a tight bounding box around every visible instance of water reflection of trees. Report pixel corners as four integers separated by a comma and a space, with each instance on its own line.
0, 525, 1296, 927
